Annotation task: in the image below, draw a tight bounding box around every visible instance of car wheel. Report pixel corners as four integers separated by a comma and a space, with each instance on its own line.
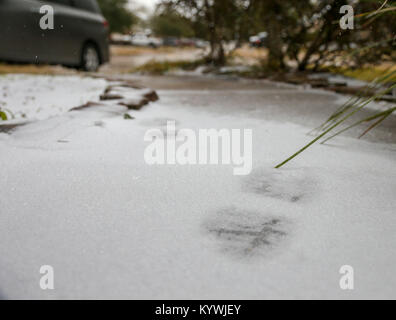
81, 44, 100, 72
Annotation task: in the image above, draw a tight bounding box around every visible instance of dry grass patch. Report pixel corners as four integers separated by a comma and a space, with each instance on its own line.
132, 59, 205, 75
111, 45, 181, 57
340, 64, 396, 83
232, 46, 268, 61
0, 63, 74, 75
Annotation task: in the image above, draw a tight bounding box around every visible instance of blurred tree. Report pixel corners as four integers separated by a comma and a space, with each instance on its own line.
248, 0, 352, 71
150, 9, 195, 38
157, 0, 250, 65
247, 0, 395, 71
348, 0, 396, 66
97, 0, 139, 33
156, 0, 395, 69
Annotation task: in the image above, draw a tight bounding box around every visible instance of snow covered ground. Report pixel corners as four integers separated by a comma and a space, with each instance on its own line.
0, 75, 395, 299
0, 75, 107, 121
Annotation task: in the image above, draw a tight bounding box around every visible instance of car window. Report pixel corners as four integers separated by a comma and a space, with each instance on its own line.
45, 0, 101, 13
71, 0, 101, 13
46, 0, 73, 6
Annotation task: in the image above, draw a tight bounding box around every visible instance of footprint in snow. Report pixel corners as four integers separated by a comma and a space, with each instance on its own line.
243, 167, 316, 203
139, 118, 179, 139
204, 207, 289, 258
139, 117, 179, 128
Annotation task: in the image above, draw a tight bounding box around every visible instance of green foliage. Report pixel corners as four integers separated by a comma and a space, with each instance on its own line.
124, 113, 134, 120
150, 11, 194, 38
0, 109, 7, 121
97, 0, 138, 33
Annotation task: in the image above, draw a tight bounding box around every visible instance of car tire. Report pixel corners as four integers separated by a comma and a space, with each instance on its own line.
81, 43, 100, 72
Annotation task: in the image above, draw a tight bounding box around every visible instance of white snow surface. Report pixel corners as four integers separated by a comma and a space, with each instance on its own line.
0, 75, 107, 121
0, 75, 395, 299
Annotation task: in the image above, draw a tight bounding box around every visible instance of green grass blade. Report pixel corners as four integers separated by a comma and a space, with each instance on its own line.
312, 70, 395, 133
320, 107, 396, 144
275, 83, 396, 168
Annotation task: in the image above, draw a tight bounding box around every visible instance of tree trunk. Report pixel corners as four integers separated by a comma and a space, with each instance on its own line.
209, 41, 226, 66
204, 0, 226, 66
263, 1, 286, 71
266, 18, 285, 71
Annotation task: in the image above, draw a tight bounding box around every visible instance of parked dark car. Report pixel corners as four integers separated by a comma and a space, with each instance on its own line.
163, 37, 179, 47
0, 0, 110, 71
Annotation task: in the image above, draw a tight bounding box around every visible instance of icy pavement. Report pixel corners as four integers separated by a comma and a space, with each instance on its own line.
0, 75, 395, 299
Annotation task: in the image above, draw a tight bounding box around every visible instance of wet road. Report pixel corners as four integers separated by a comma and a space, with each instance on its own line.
115, 74, 396, 144
99, 47, 203, 75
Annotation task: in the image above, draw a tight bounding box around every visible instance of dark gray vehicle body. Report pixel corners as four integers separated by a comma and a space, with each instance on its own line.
0, 0, 109, 67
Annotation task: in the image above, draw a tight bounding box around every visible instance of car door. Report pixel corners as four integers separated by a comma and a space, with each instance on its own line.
37, 0, 77, 64
0, 0, 45, 63
43, 0, 98, 66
